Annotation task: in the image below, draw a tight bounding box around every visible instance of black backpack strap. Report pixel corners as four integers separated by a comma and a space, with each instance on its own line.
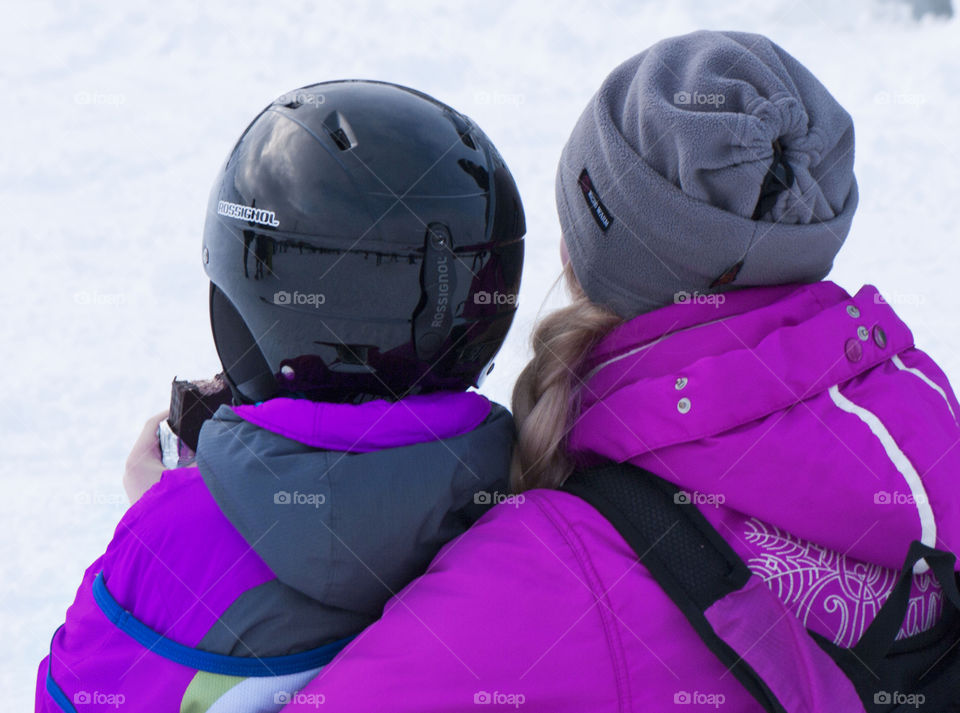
856, 542, 960, 666
565, 462, 960, 713
563, 462, 787, 713
814, 540, 960, 712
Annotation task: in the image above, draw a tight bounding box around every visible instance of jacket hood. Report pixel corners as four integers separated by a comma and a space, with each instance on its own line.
197, 392, 515, 618
569, 281, 960, 572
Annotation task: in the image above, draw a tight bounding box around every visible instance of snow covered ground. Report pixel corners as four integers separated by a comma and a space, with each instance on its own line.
1, 0, 958, 706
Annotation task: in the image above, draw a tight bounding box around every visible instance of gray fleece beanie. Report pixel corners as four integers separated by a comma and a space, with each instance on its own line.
557, 30, 858, 318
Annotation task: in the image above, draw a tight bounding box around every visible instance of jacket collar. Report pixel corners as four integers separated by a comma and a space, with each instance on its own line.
231, 391, 491, 453
571, 282, 914, 458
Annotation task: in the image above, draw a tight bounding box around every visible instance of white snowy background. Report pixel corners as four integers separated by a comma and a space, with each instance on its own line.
1, 0, 958, 706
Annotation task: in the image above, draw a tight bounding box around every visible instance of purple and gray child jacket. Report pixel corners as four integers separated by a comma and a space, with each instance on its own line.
36, 391, 514, 712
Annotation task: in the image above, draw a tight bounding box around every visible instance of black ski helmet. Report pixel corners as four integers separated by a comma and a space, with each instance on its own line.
202, 80, 525, 404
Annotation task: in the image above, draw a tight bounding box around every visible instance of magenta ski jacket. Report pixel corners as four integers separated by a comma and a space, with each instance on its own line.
282, 280, 960, 713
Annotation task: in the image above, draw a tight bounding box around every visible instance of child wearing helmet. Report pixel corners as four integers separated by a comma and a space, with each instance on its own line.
36, 80, 524, 713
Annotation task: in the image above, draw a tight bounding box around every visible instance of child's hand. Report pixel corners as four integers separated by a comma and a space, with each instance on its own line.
123, 411, 170, 504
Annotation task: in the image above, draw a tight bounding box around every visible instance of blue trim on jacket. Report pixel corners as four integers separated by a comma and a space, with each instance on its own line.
91, 571, 354, 677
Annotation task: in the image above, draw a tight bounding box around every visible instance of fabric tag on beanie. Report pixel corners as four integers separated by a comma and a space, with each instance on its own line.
578, 169, 614, 231
709, 260, 744, 288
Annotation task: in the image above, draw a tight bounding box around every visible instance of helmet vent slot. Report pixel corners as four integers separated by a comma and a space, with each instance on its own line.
323, 111, 357, 151
447, 111, 478, 150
